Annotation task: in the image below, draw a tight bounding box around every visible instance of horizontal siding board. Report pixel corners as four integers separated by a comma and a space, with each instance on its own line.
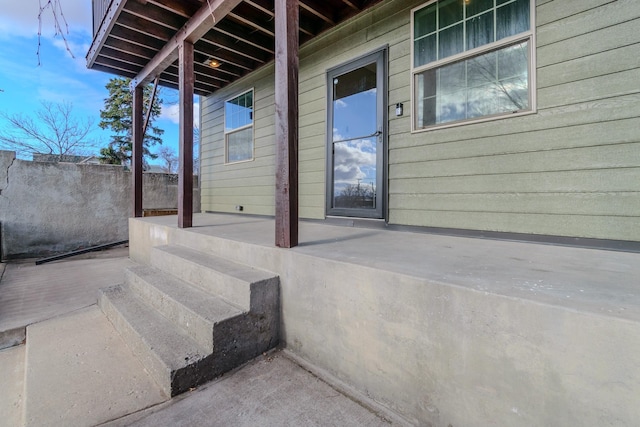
203, 186, 273, 197
537, 0, 640, 47
537, 18, 640, 67
390, 117, 640, 164
390, 143, 639, 179
536, 0, 615, 27
389, 168, 640, 194
390, 192, 640, 217
390, 93, 640, 146
538, 68, 640, 110
390, 210, 639, 241
538, 43, 640, 89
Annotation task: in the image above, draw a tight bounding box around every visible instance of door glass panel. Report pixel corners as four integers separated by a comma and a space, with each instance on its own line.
331, 62, 378, 210
333, 138, 377, 209
332, 64, 377, 140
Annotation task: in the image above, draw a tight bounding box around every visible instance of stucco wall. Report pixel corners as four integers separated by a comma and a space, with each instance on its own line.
0, 150, 200, 259
200, 0, 640, 242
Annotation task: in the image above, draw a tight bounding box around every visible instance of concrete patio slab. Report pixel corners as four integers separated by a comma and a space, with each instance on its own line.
104, 351, 399, 427
0, 247, 133, 348
0, 344, 25, 427
23, 306, 167, 427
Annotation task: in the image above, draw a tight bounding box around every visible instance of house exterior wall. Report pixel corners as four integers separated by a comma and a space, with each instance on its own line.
201, 0, 640, 242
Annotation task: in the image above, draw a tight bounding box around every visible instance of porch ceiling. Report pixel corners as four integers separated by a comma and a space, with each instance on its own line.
87, 0, 384, 96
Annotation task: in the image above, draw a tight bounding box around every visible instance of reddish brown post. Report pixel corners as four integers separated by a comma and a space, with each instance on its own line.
132, 85, 143, 218
274, 0, 299, 248
178, 40, 194, 228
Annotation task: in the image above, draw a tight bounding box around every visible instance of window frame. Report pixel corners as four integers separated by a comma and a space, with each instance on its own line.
410, 0, 536, 132
224, 88, 255, 164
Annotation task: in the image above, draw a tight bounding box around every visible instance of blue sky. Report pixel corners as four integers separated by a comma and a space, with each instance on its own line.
0, 0, 192, 163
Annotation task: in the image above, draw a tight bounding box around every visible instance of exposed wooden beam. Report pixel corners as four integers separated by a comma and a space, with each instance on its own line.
178, 40, 194, 229
339, 0, 360, 11
243, 0, 316, 36
212, 21, 275, 54
228, 12, 275, 37
131, 0, 243, 88
117, 11, 175, 41
244, 0, 274, 17
274, 0, 299, 248
132, 86, 144, 218
105, 34, 158, 58
111, 25, 166, 51
143, 77, 160, 138
299, 0, 334, 24
123, 0, 187, 30
147, 0, 201, 18
200, 31, 269, 64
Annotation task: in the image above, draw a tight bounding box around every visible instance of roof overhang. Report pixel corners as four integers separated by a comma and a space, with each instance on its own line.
87, 0, 385, 95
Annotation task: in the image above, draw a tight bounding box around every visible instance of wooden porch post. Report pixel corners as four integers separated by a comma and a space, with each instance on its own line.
178, 40, 194, 228
131, 85, 143, 218
274, 0, 299, 248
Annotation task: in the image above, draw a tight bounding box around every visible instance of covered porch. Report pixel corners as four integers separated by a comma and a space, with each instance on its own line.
129, 211, 640, 426
88, 0, 389, 247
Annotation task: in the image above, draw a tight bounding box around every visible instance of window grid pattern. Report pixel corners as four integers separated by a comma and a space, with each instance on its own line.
412, 0, 532, 130
224, 90, 254, 163
414, 0, 530, 68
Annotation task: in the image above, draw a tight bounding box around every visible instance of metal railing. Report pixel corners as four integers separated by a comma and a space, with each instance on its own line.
92, 0, 112, 37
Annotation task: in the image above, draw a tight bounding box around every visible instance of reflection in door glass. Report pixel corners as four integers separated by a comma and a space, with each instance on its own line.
333, 138, 376, 209
332, 62, 378, 209
333, 63, 377, 141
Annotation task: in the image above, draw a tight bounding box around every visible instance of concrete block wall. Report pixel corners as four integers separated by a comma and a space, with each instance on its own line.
0, 150, 200, 259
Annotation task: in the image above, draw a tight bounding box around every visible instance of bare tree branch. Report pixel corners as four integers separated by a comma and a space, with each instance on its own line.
37, 0, 74, 65
0, 101, 95, 159
156, 146, 178, 173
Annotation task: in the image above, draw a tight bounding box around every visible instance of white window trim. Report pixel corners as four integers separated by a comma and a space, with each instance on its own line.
224, 88, 255, 164
410, 0, 537, 133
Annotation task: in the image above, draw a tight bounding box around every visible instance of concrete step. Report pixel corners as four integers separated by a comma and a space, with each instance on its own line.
149, 244, 278, 311
125, 265, 244, 352
101, 245, 280, 398
99, 284, 215, 397
22, 306, 166, 427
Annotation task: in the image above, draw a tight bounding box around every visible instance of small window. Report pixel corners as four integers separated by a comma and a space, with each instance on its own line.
412, 0, 534, 130
224, 89, 254, 163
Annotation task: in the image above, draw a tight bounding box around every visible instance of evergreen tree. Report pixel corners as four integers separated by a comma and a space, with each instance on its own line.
98, 78, 163, 166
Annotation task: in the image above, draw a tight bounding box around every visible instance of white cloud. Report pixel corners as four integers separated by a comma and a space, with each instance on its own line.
160, 102, 201, 127
332, 131, 376, 186
334, 99, 347, 108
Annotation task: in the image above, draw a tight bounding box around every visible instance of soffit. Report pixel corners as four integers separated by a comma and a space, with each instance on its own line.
87, 0, 385, 95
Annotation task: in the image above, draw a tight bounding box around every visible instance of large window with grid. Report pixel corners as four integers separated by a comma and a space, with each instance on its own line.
412, 0, 534, 130
224, 89, 254, 163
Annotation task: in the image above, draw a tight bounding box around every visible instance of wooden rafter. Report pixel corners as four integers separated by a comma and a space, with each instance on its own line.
299, 0, 334, 24
89, 0, 386, 95
131, 0, 243, 88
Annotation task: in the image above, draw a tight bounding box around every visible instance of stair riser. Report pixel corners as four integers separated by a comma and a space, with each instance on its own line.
211, 312, 280, 373
150, 250, 251, 310
99, 290, 172, 395
126, 269, 215, 352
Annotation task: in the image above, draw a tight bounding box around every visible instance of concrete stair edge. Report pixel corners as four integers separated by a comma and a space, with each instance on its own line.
125, 265, 244, 352
149, 244, 277, 311
99, 284, 212, 397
